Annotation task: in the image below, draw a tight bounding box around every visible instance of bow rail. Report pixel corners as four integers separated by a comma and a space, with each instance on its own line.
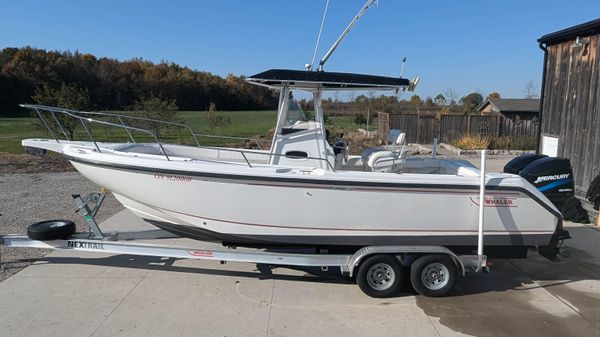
20, 104, 335, 171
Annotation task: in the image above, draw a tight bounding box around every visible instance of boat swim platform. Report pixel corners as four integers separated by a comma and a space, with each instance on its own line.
0, 209, 598, 337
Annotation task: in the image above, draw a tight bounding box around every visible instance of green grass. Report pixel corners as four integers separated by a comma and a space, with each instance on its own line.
0, 110, 374, 153
327, 115, 378, 131
0, 117, 46, 153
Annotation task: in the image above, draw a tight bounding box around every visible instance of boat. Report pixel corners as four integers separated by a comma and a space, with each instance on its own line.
19, 66, 570, 259
18, 0, 570, 261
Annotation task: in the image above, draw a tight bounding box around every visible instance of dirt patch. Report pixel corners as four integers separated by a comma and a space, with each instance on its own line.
0, 171, 124, 282
0, 153, 75, 174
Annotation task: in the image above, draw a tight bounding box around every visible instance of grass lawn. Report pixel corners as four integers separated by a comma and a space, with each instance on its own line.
0, 110, 375, 153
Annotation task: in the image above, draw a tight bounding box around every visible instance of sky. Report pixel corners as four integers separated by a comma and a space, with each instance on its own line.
1, 0, 600, 100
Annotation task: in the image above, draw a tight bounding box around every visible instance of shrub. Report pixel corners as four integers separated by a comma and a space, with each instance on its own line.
488, 136, 536, 150
353, 112, 367, 127
452, 135, 490, 150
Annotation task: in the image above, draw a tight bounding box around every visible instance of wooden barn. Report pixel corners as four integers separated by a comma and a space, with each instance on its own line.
478, 98, 539, 137
537, 18, 600, 218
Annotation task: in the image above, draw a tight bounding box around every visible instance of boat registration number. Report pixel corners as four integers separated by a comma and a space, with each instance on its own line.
153, 173, 192, 182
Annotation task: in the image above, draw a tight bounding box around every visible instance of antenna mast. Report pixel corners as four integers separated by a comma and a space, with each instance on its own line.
317, 0, 378, 71
306, 0, 330, 71
400, 57, 407, 77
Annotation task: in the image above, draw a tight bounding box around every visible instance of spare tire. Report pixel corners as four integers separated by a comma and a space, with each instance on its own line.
27, 220, 76, 241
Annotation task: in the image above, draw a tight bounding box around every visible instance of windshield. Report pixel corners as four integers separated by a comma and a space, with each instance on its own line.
283, 91, 309, 127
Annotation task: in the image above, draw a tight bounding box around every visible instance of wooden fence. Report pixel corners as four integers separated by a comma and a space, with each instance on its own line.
378, 112, 534, 144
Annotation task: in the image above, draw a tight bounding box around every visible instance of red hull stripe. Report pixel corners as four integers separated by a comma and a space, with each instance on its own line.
245, 182, 521, 196
156, 205, 552, 234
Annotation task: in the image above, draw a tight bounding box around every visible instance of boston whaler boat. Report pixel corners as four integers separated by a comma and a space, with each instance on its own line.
5, 1, 571, 297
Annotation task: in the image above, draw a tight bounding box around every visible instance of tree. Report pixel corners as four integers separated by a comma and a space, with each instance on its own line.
434, 94, 446, 105
353, 112, 367, 128
424, 97, 435, 107
487, 92, 501, 99
32, 83, 92, 140
523, 80, 538, 99
446, 87, 458, 107
206, 101, 231, 133
459, 92, 483, 115
409, 95, 421, 109
131, 94, 179, 137
0, 46, 279, 114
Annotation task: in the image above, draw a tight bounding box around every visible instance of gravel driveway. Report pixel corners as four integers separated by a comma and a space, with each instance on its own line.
0, 171, 123, 281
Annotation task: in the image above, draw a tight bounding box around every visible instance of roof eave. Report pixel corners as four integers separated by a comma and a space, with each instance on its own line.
538, 18, 600, 45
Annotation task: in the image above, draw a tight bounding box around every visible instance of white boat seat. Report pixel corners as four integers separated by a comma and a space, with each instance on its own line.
361, 129, 406, 172
367, 150, 395, 168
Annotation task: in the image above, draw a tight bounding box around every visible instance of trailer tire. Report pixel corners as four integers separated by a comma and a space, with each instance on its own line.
410, 254, 457, 297
356, 255, 403, 298
27, 220, 76, 241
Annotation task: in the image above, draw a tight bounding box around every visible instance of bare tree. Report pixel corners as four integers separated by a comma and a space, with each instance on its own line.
445, 87, 459, 106
523, 80, 539, 99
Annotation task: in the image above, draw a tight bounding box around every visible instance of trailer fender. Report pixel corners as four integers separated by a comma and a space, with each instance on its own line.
343, 246, 465, 277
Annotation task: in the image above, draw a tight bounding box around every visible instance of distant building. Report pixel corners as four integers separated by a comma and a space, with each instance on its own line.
538, 18, 600, 219
478, 98, 539, 137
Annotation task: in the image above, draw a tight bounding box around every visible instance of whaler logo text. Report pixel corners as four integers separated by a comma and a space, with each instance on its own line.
469, 197, 517, 207
67, 241, 105, 250
534, 173, 570, 184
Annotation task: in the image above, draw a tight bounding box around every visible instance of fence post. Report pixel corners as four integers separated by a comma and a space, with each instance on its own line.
497, 115, 501, 137
467, 114, 472, 135
416, 108, 421, 144
378, 112, 389, 144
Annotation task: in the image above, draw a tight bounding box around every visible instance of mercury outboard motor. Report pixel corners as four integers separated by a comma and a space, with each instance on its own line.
504, 155, 574, 204
518, 157, 574, 204
504, 155, 573, 260
503, 153, 547, 174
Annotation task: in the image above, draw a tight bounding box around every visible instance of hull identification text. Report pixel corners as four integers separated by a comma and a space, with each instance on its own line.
154, 173, 192, 183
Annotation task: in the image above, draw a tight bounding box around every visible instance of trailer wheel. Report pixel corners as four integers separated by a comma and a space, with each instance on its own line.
410, 254, 457, 297
27, 220, 76, 241
356, 255, 403, 298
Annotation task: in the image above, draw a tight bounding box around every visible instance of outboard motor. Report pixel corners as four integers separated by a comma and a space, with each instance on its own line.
503, 154, 548, 174
518, 157, 574, 205
505, 155, 573, 261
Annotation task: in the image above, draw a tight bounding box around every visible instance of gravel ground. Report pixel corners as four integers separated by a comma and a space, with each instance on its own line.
0, 171, 123, 282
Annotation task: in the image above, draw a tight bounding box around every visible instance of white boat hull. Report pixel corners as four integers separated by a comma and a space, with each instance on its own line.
61, 146, 560, 250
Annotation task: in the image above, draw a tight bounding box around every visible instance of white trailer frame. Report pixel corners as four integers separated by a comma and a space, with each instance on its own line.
0, 233, 484, 278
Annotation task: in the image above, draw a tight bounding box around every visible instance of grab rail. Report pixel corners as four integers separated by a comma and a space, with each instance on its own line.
20, 104, 335, 171
23, 104, 172, 160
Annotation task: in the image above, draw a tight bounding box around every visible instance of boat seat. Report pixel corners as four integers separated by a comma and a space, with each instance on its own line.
361, 129, 406, 172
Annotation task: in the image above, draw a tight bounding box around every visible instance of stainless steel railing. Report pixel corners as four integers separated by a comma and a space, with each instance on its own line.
20, 104, 335, 171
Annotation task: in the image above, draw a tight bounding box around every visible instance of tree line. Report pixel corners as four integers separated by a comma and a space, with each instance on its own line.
300, 91, 489, 117
0, 47, 278, 115
300, 82, 537, 119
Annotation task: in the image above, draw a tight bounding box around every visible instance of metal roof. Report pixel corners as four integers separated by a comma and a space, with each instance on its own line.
538, 18, 600, 45
246, 69, 412, 91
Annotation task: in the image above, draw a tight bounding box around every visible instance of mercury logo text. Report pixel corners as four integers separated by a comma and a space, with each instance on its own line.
534, 173, 570, 184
